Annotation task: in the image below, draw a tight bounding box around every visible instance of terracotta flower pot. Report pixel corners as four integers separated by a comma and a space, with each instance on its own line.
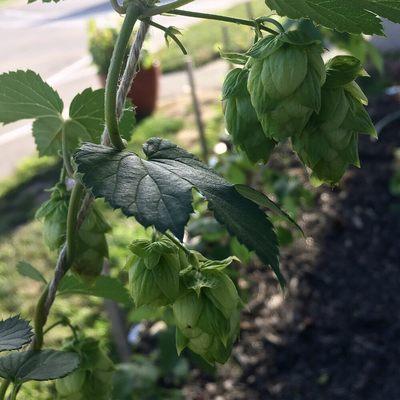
99, 63, 160, 120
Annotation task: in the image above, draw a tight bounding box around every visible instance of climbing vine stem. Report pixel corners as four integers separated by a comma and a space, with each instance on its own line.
105, 1, 142, 150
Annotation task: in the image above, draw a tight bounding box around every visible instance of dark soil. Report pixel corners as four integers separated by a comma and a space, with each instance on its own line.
0, 165, 59, 236
185, 95, 400, 400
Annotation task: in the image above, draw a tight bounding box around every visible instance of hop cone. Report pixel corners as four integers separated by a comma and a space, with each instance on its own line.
56, 338, 114, 400
173, 255, 241, 365
293, 56, 376, 184
127, 238, 187, 308
35, 183, 69, 251
247, 29, 326, 140
72, 205, 111, 281
223, 67, 276, 162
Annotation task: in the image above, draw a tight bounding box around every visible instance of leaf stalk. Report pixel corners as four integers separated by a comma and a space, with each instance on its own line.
169, 9, 280, 35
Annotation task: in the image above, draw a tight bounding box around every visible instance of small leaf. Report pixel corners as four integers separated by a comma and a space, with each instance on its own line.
32, 116, 64, 157
0, 350, 79, 383
0, 70, 63, 124
75, 139, 282, 287
220, 51, 249, 66
235, 185, 304, 235
58, 275, 132, 305
16, 261, 47, 284
69, 88, 104, 144
0, 316, 33, 352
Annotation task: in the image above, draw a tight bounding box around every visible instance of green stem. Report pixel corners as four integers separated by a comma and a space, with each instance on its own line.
32, 182, 84, 351
9, 384, 18, 400
62, 121, 74, 177
164, 232, 191, 257
148, 20, 187, 55
170, 9, 280, 35
32, 285, 49, 351
143, 0, 194, 16
110, 0, 125, 14
66, 182, 84, 265
0, 380, 10, 400
44, 318, 78, 341
59, 165, 67, 184
105, 2, 141, 150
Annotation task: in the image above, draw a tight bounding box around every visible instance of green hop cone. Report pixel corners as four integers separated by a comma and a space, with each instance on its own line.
247, 29, 326, 140
55, 369, 86, 398
72, 205, 111, 281
293, 56, 376, 184
56, 338, 114, 400
222, 67, 276, 163
173, 255, 241, 365
127, 237, 187, 308
36, 183, 69, 251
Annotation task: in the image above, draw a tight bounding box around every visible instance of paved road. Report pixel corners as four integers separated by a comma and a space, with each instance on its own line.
0, 0, 248, 177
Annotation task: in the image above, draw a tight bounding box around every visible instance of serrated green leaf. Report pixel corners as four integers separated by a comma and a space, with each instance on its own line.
32, 116, 64, 157
265, 0, 386, 35
16, 261, 47, 284
69, 88, 104, 143
75, 138, 282, 287
0, 350, 79, 383
58, 275, 131, 305
0, 316, 33, 352
0, 70, 63, 124
235, 184, 304, 235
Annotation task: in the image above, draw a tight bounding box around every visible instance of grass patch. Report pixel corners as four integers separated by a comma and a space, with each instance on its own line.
128, 114, 184, 153
155, 0, 270, 73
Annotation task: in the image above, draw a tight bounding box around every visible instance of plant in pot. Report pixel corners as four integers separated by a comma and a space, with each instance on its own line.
88, 19, 160, 120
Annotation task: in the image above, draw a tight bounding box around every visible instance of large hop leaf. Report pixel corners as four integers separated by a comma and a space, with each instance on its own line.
247, 30, 326, 140
293, 56, 376, 184
222, 68, 276, 163
75, 138, 283, 287
265, 0, 400, 36
0, 316, 33, 352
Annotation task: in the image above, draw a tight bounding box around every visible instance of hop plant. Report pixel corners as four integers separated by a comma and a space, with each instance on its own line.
222, 67, 276, 162
56, 338, 114, 400
293, 56, 377, 184
72, 205, 111, 281
126, 237, 188, 308
247, 29, 326, 140
36, 183, 69, 251
173, 254, 241, 365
